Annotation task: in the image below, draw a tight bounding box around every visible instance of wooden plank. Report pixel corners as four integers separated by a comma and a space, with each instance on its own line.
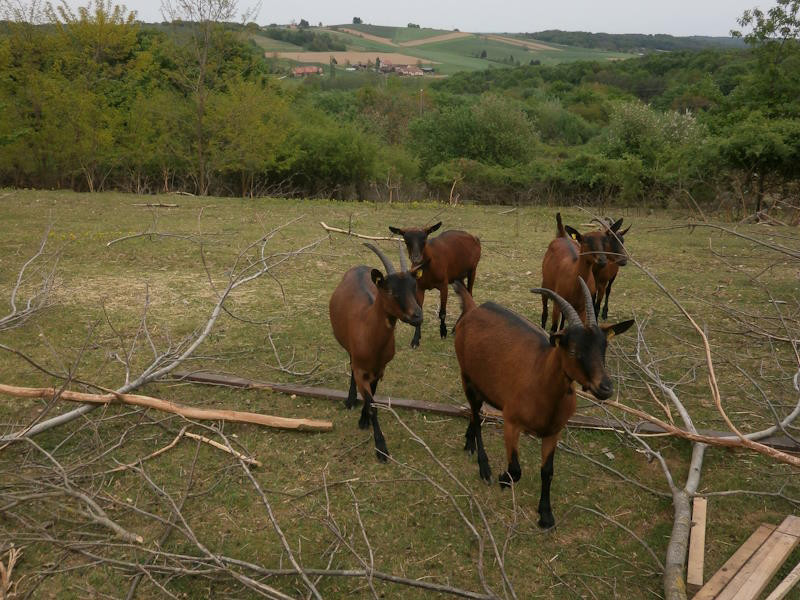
687, 497, 708, 594
694, 524, 776, 600
729, 516, 800, 600
715, 516, 800, 600
765, 559, 800, 600
170, 370, 800, 453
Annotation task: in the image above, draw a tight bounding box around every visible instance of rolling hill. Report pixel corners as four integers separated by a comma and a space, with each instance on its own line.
255, 24, 631, 76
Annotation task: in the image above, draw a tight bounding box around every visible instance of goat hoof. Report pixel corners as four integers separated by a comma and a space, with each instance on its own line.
464, 439, 476, 454
344, 398, 357, 410
537, 512, 555, 530
601, 310, 609, 321
498, 472, 512, 489
375, 445, 389, 463
439, 325, 447, 339
479, 463, 492, 483
410, 338, 420, 349
358, 414, 370, 430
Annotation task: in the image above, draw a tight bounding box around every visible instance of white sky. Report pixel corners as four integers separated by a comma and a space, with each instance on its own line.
127, 0, 770, 37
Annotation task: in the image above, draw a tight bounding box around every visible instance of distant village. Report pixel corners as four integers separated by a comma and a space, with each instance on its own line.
292, 60, 435, 77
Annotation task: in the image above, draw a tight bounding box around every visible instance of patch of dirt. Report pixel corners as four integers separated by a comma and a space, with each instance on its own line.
483, 34, 560, 51
399, 32, 473, 46
276, 51, 439, 65
336, 27, 398, 46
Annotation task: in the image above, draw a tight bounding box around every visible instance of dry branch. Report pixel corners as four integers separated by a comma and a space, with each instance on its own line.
0, 384, 332, 432
319, 221, 397, 241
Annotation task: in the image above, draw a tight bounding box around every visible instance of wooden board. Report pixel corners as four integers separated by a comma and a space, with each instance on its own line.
765, 559, 800, 600
694, 524, 776, 600
170, 370, 800, 452
716, 516, 800, 600
687, 497, 708, 593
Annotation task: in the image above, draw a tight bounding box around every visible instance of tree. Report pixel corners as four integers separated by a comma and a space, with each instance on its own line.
298, 18, 309, 28
352, 16, 362, 24
160, 0, 255, 195
479, 49, 487, 58
732, 0, 800, 117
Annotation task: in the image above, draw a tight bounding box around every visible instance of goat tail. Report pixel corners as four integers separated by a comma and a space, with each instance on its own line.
556, 212, 566, 238
452, 280, 476, 318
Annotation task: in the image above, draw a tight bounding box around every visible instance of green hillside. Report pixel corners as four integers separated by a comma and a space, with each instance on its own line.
260, 25, 632, 75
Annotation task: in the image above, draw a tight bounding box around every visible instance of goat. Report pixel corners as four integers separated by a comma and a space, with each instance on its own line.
453, 277, 633, 528
388, 222, 481, 348
588, 217, 631, 321
329, 243, 423, 462
540, 213, 605, 332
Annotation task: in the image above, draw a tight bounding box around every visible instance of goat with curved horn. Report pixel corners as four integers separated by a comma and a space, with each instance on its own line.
530, 286, 581, 328
363, 242, 395, 275
330, 243, 422, 462
452, 281, 634, 529
579, 277, 598, 327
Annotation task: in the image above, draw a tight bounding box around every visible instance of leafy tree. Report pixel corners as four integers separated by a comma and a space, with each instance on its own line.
298, 18, 309, 28
352, 16, 362, 24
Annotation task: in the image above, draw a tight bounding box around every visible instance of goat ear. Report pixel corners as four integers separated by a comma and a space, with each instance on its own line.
564, 225, 582, 242
602, 319, 635, 339
610, 218, 624, 232
427, 222, 442, 234
371, 269, 385, 287
389, 226, 404, 236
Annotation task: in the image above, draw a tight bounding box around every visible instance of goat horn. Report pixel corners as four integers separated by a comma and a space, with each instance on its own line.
363, 243, 396, 275
397, 241, 408, 272
530, 287, 582, 329
579, 276, 597, 328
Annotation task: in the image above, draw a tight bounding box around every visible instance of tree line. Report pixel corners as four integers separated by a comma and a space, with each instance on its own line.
0, 1, 798, 214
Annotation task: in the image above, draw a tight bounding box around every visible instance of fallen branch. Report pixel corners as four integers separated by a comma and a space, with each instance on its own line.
131, 203, 179, 208
107, 427, 262, 473
0, 383, 332, 432
320, 221, 396, 241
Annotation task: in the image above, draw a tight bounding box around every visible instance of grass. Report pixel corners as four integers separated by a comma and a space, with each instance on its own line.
1, 190, 799, 598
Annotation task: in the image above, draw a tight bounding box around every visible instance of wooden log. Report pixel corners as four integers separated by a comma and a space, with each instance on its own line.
170, 370, 800, 452
0, 383, 332, 432
765, 559, 800, 600
694, 524, 776, 600
716, 516, 800, 600
687, 497, 708, 594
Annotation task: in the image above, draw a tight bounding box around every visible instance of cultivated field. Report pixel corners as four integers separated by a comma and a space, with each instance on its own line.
254, 25, 629, 74
1, 191, 799, 599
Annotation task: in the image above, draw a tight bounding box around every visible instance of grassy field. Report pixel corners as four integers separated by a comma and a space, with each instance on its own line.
1, 190, 799, 599
254, 26, 632, 75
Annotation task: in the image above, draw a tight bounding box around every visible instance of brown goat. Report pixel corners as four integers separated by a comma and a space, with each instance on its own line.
453, 278, 633, 528
388, 222, 481, 348
540, 213, 605, 332
329, 243, 423, 461
588, 217, 631, 321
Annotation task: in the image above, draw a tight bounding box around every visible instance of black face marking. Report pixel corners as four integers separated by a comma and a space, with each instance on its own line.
584, 235, 607, 266
400, 230, 429, 265
560, 325, 609, 387
382, 272, 423, 325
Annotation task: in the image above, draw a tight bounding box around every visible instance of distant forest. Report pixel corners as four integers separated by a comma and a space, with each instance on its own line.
523, 30, 746, 53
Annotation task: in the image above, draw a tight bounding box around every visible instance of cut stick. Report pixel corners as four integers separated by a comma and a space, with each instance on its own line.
687, 496, 708, 593
320, 222, 396, 241
0, 383, 332, 432
108, 427, 262, 473
765, 559, 800, 600
694, 524, 776, 600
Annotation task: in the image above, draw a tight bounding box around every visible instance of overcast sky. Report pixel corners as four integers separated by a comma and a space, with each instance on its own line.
130, 0, 769, 37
